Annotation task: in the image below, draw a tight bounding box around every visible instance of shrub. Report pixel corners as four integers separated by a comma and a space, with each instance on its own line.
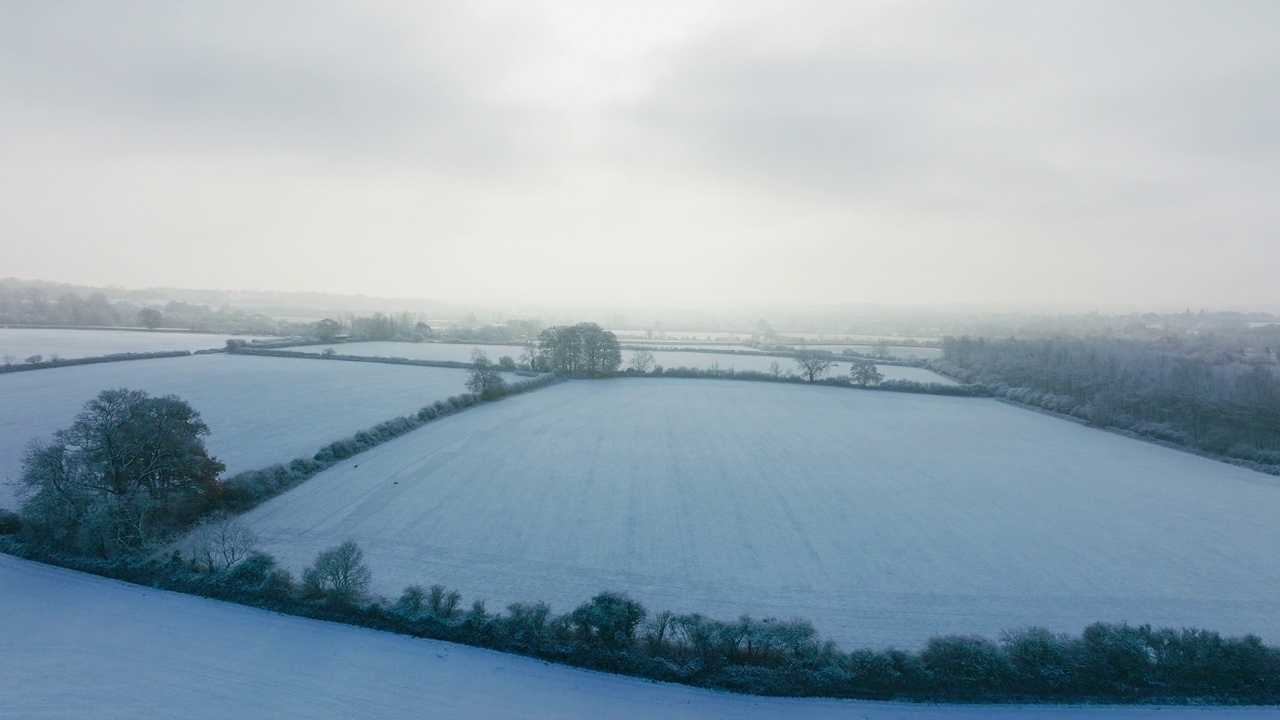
922, 635, 1013, 699
1002, 626, 1078, 697
0, 508, 21, 535
225, 551, 297, 602
569, 592, 647, 650
302, 540, 373, 605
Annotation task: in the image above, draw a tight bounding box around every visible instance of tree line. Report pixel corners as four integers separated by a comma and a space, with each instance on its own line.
0, 285, 302, 335
936, 336, 1280, 470
6, 531, 1277, 705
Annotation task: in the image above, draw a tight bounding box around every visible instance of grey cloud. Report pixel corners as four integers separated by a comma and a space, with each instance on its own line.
0, 2, 537, 167
621, 0, 1280, 220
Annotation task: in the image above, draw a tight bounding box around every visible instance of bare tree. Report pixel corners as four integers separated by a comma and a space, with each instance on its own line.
768, 360, 783, 378
190, 510, 259, 571
303, 540, 373, 604
629, 350, 656, 373
793, 352, 833, 382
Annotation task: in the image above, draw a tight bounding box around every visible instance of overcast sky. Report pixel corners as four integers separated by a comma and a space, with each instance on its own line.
2, 1, 1276, 311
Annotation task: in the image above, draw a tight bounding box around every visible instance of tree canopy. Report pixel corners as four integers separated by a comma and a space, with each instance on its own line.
536, 323, 622, 376
466, 349, 509, 399
19, 388, 224, 555
793, 352, 833, 382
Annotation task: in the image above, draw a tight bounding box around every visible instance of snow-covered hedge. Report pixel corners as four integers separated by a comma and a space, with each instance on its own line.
6, 537, 1278, 705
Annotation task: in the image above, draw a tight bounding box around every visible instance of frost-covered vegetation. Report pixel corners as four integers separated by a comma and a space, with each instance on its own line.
5, 537, 1279, 706
936, 336, 1280, 471
8, 556, 1269, 719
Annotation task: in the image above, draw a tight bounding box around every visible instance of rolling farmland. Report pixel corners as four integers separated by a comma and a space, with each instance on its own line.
291, 341, 955, 383
242, 378, 1280, 649
0, 354, 504, 508
2, 554, 1270, 720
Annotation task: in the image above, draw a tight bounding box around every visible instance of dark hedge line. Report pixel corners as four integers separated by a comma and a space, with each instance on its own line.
228, 346, 478, 370
217, 372, 561, 512
618, 366, 992, 397
3, 538, 1276, 706
0, 349, 193, 373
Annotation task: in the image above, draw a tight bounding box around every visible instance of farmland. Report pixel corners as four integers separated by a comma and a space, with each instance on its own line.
0, 354, 502, 508
2, 554, 1271, 720
241, 378, 1280, 649
290, 340, 955, 383
0, 327, 252, 362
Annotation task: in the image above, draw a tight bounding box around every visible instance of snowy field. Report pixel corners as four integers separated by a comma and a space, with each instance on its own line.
291, 341, 955, 383
0, 327, 254, 362
243, 378, 1280, 649
297, 341, 529, 363
810, 343, 944, 360
634, 349, 955, 383
2, 555, 1271, 720
0, 354, 499, 509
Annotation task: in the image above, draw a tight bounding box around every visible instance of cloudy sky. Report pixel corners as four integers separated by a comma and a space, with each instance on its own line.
2, 1, 1276, 310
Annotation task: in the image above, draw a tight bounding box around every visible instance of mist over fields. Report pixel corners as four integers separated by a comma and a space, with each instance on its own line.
3, 0, 1278, 715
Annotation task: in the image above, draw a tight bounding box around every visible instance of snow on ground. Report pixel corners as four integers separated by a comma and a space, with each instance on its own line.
0, 328, 254, 362
294, 341, 955, 383
299, 341, 530, 363
634, 349, 955, 383
808, 343, 944, 360
1, 555, 1271, 720
243, 378, 1280, 650
0, 354, 500, 509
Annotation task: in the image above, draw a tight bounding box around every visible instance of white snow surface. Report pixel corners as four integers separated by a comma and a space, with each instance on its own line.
0, 328, 253, 361
0, 354, 492, 508
635, 349, 955, 383
294, 341, 956, 383
1, 554, 1271, 720
243, 378, 1280, 649
300, 341, 529, 363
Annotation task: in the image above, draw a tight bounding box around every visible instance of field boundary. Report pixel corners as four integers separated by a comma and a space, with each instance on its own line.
214, 371, 561, 512
2, 536, 1276, 706
228, 346, 483, 371
0, 349, 203, 374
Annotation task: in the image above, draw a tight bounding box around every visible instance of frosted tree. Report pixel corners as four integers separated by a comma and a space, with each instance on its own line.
303, 541, 373, 604
849, 359, 884, 387
793, 352, 833, 382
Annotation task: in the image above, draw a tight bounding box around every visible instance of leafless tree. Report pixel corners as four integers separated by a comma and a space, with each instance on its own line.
190, 510, 259, 571
303, 540, 373, 604
629, 350, 656, 373
793, 352, 833, 382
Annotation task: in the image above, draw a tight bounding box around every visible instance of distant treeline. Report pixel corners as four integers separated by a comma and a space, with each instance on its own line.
311, 314, 543, 344
935, 336, 1280, 470
4, 538, 1277, 705
640, 366, 986, 397
0, 285, 304, 335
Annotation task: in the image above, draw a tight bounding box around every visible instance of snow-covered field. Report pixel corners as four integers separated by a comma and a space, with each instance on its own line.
808, 343, 944, 360
290, 341, 956, 383
0, 354, 497, 508
297, 341, 530, 363
0, 328, 254, 361
634, 349, 955, 383
2, 554, 1270, 720
243, 378, 1280, 649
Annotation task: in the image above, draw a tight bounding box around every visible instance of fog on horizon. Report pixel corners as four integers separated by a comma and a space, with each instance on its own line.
2, 1, 1276, 312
